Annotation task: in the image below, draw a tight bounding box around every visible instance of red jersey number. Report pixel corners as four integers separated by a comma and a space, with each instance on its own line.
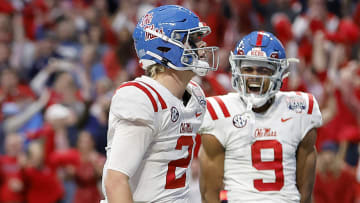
251, 140, 284, 191
165, 136, 194, 189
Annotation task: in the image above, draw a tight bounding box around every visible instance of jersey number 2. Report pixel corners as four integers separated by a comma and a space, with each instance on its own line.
165, 136, 194, 189
251, 140, 284, 191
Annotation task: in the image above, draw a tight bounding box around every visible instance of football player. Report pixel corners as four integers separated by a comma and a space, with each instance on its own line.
101, 5, 219, 203
199, 31, 322, 203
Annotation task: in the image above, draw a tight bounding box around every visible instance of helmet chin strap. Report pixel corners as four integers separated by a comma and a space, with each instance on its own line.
241, 94, 269, 112
191, 60, 210, 76
248, 94, 268, 108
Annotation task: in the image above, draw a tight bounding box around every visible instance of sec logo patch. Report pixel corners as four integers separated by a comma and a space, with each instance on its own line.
171, 106, 179, 122
233, 114, 248, 128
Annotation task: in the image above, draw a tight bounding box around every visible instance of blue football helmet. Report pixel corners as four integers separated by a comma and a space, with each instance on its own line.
133, 5, 219, 76
229, 31, 299, 108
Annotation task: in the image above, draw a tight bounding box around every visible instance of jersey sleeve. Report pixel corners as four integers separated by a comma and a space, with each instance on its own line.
199, 99, 229, 147
301, 94, 323, 139
106, 86, 157, 177
110, 86, 156, 129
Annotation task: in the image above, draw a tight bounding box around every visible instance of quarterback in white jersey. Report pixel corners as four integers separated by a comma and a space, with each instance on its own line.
199, 31, 322, 203
101, 5, 219, 203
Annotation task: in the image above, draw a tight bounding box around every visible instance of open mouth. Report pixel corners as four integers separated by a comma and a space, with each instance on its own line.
247, 83, 262, 94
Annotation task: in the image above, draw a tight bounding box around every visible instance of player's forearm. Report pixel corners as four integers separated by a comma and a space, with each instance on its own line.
200, 171, 222, 203
298, 150, 317, 203
105, 169, 133, 203
199, 134, 225, 203
296, 129, 318, 203
201, 187, 221, 203
199, 166, 222, 203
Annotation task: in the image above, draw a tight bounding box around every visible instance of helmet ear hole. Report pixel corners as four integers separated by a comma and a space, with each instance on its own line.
157, 47, 171, 52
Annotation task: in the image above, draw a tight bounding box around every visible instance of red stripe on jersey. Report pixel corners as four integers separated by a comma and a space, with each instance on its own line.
307, 93, 314, 115
118, 82, 158, 112
189, 80, 198, 87
139, 81, 167, 110
206, 99, 218, 120
213, 96, 230, 118
256, 33, 264, 46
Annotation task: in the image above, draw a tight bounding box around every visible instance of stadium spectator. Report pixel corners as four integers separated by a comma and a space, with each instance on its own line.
0, 133, 25, 203
0, 0, 359, 201
70, 130, 105, 203
313, 141, 357, 203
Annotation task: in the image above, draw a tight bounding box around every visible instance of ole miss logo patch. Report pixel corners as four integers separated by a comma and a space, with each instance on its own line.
180, 122, 193, 133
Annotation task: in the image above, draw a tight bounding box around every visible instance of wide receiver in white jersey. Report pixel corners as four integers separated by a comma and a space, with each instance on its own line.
101, 5, 219, 203
199, 31, 322, 203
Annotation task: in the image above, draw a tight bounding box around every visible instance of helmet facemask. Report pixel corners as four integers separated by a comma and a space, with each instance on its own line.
143, 25, 219, 76
175, 26, 219, 76
230, 52, 290, 108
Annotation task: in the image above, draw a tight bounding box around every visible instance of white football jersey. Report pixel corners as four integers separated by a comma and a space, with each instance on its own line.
102, 76, 206, 203
200, 91, 322, 203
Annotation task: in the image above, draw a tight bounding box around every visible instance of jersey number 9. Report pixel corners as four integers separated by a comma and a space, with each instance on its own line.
251, 140, 284, 191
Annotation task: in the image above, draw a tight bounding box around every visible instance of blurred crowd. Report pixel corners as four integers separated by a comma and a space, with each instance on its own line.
0, 0, 359, 202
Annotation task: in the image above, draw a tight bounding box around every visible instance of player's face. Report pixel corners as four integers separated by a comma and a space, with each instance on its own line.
186, 32, 208, 60
240, 66, 274, 95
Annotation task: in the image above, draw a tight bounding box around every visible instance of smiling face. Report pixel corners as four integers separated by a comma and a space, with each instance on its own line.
230, 31, 290, 109
240, 66, 275, 95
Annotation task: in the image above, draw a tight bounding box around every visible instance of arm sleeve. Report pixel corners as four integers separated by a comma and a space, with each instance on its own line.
106, 120, 154, 177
